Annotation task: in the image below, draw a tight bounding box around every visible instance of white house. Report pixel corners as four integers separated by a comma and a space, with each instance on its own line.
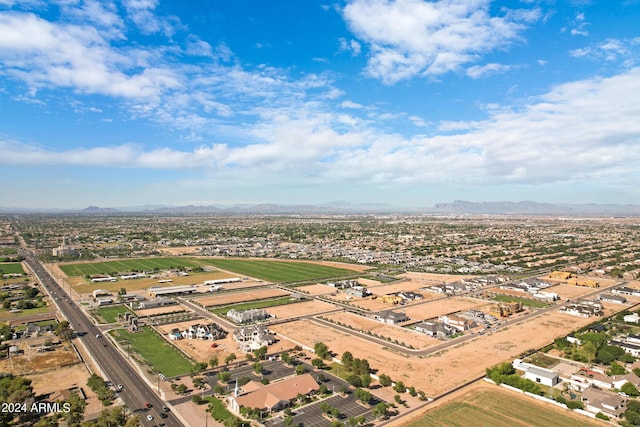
624, 313, 640, 324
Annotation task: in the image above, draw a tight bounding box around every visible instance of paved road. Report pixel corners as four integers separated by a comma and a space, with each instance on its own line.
20, 249, 184, 427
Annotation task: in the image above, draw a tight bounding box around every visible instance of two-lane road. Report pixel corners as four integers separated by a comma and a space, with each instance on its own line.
20, 250, 184, 427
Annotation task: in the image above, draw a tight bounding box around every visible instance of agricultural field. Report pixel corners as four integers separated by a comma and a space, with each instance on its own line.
408, 386, 599, 427
109, 326, 193, 377
202, 258, 359, 283
0, 262, 25, 275
58, 257, 221, 277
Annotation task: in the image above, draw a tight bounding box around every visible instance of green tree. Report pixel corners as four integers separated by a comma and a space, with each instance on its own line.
342, 351, 354, 371
253, 346, 267, 360
295, 364, 306, 375
379, 374, 392, 387
360, 374, 372, 388
225, 353, 237, 365
346, 374, 362, 387
622, 382, 640, 397
64, 392, 86, 427
209, 356, 219, 370
609, 362, 626, 375
217, 371, 231, 383
314, 342, 330, 360
55, 320, 74, 342
311, 358, 325, 369
393, 380, 406, 393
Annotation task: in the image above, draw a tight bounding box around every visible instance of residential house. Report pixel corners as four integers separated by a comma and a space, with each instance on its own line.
600, 294, 627, 304
233, 325, 275, 353
625, 313, 640, 324
415, 321, 454, 338
375, 310, 409, 325
438, 314, 476, 331
347, 286, 371, 298
168, 328, 182, 341
581, 388, 626, 419
227, 308, 269, 324
611, 340, 640, 358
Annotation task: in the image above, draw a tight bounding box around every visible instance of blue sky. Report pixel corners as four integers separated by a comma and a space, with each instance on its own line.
1, 0, 639, 209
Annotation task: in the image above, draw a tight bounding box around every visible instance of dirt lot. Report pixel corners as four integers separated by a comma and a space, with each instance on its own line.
134, 304, 189, 317
27, 364, 103, 418
271, 304, 616, 397
0, 342, 79, 375
552, 284, 608, 299
196, 288, 289, 307
297, 283, 338, 295
366, 280, 436, 296
323, 311, 439, 349
266, 300, 337, 319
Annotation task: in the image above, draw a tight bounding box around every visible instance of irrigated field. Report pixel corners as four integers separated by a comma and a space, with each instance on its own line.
408, 386, 598, 427
202, 259, 358, 283
109, 326, 193, 377
59, 257, 221, 276
0, 262, 25, 274
94, 305, 132, 323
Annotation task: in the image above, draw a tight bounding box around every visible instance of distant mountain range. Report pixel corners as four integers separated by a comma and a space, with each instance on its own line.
1, 200, 640, 215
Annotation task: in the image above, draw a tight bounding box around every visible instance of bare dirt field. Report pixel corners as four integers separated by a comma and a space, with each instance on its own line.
197, 288, 289, 307
296, 283, 337, 295
0, 342, 79, 375
366, 280, 435, 296
552, 284, 609, 299
27, 364, 103, 417
322, 311, 438, 349
266, 300, 337, 319
134, 305, 189, 317
271, 305, 610, 397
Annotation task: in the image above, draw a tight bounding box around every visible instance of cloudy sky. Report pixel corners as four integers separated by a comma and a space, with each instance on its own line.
1, 0, 639, 209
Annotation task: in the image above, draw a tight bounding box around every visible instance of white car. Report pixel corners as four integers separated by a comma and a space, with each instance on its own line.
146, 414, 154, 421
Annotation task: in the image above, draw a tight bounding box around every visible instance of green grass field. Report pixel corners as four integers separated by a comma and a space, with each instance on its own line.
492, 294, 549, 308
203, 396, 236, 422
408, 387, 597, 427
0, 305, 51, 320
110, 326, 193, 377
94, 305, 131, 323
59, 257, 222, 277
208, 296, 298, 315
203, 259, 357, 283
0, 263, 25, 275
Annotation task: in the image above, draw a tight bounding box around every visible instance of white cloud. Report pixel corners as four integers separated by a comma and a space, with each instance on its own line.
341, 100, 363, 109
466, 63, 512, 79
0, 12, 181, 99
342, 0, 539, 84
338, 37, 362, 56
570, 38, 639, 65
3, 68, 638, 193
